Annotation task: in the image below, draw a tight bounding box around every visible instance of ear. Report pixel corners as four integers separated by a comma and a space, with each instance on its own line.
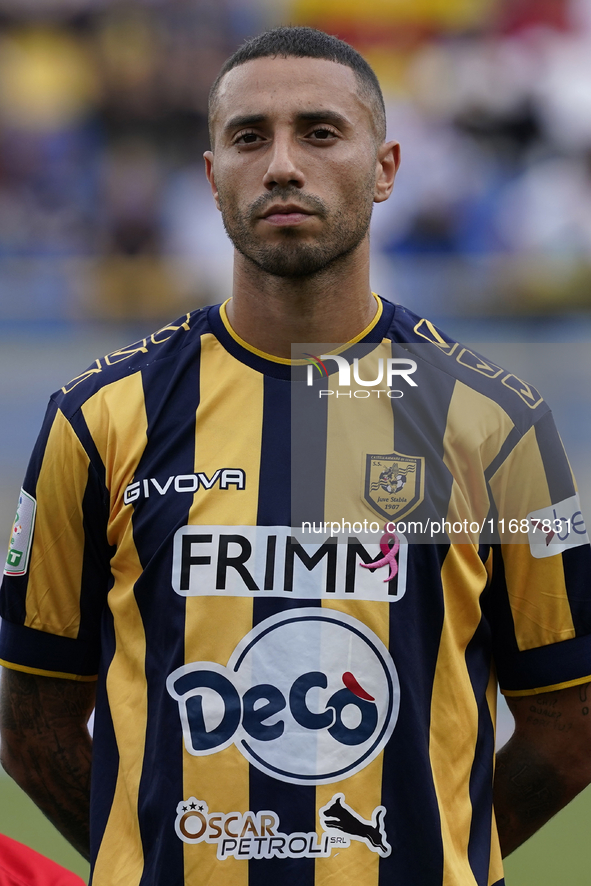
374, 140, 400, 204
204, 151, 221, 211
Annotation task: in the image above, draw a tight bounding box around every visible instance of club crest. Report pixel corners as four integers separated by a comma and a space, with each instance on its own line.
364, 452, 425, 522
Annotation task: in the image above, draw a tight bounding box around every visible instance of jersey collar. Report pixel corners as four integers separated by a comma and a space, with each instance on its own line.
207, 296, 396, 381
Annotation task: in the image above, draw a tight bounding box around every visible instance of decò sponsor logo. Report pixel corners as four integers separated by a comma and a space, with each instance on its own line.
167, 608, 399, 785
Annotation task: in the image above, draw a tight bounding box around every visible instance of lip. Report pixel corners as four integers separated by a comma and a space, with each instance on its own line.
260, 203, 313, 226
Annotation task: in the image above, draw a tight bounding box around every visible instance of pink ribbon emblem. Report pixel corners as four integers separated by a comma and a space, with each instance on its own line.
360, 524, 399, 582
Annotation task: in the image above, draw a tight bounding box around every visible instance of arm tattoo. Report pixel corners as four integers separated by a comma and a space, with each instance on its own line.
495, 683, 591, 856
494, 745, 565, 841
0, 669, 94, 861
579, 682, 589, 716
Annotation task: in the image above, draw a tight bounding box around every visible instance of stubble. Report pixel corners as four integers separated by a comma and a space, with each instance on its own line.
217, 178, 376, 279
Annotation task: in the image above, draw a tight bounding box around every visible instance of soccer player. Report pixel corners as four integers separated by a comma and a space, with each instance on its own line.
1, 26, 591, 886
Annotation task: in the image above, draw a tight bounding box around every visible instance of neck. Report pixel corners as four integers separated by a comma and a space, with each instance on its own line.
226, 240, 377, 359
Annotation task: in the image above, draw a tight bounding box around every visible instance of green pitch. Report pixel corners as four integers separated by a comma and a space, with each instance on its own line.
0, 770, 589, 885
504, 783, 591, 885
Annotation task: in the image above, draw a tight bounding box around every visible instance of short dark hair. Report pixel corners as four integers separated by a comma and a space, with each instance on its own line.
208, 26, 387, 145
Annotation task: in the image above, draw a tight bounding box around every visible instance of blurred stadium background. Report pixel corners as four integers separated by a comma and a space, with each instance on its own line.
1, 0, 591, 881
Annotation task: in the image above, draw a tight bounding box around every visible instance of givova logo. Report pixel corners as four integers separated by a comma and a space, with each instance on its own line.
123, 469, 245, 505
167, 609, 399, 785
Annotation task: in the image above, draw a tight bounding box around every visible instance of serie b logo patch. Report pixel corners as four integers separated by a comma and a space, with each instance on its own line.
364, 452, 425, 522
4, 489, 36, 577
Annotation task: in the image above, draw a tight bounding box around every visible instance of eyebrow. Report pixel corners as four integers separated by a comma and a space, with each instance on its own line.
224, 114, 266, 132
296, 110, 351, 128
223, 109, 351, 134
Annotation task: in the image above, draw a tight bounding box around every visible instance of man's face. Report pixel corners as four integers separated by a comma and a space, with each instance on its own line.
205, 57, 397, 278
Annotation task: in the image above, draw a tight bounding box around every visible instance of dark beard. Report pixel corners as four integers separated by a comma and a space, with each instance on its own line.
218, 186, 374, 278
228, 226, 369, 277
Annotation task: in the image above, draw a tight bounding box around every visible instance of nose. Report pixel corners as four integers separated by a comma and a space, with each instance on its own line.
262, 133, 304, 191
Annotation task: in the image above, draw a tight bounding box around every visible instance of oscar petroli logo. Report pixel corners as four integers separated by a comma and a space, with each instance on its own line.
365, 453, 425, 522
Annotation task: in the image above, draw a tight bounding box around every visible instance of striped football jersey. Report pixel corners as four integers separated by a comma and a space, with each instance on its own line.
2, 296, 591, 886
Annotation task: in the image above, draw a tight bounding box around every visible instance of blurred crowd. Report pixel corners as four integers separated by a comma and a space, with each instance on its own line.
1, 0, 591, 320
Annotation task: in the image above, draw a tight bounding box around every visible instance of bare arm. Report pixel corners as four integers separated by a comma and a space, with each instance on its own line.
0, 668, 95, 861
494, 682, 591, 857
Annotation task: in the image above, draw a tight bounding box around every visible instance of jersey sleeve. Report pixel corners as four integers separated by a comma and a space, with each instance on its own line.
485, 409, 591, 696
0, 397, 112, 680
